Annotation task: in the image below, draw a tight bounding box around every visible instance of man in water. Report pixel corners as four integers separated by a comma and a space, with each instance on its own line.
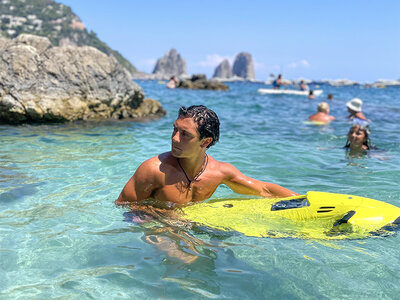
308, 102, 335, 124
116, 105, 297, 206
166, 76, 180, 89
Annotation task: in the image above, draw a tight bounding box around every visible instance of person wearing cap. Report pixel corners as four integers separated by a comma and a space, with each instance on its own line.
346, 98, 368, 121
308, 102, 335, 124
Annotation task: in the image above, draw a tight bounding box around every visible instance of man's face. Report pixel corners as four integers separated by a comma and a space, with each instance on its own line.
171, 117, 203, 158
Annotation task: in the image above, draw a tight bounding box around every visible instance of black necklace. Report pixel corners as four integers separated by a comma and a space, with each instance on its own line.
177, 154, 208, 187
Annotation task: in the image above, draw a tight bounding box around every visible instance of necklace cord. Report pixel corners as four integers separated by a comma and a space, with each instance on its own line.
177, 154, 208, 186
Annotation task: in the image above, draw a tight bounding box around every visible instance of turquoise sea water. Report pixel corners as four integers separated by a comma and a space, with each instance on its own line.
1, 81, 400, 299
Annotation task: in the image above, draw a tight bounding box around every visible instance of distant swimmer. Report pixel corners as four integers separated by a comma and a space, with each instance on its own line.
166, 76, 180, 89
299, 80, 309, 91
345, 124, 389, 160
272, 74, 286, 89
116, 105, 298, 207
308, 102, 335, 124
327, 94, 334, 100
346, 98, 368, 121
308, 90, 315, 99
344, 124, 374, 155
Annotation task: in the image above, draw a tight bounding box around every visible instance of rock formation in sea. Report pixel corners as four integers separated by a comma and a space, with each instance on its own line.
178, 74, 229, 91
152, 48, 187, 79
0, 0, 137, 76
212, 59, 232, 79
0, 34, 165, 124
232, 52, 255, 80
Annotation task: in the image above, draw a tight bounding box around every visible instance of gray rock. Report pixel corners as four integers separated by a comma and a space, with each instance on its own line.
0, 0, 138, 76
212, 59, 232, 79
152, 48, 187, 78
232, 52, 255, 80
178, 74, 229, 91
0, 34, 166, 124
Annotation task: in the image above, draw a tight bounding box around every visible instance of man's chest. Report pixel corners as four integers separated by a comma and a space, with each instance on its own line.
154, 177, 221, 204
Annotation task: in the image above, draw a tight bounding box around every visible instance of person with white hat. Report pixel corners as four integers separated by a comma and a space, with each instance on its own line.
346, 98, 368, 121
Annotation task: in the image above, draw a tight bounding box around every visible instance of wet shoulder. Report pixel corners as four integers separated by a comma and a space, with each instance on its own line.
138, 152, 173, 172
207, 156, 237, 177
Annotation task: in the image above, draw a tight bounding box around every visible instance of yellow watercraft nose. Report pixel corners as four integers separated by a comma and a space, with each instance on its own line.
180, 191, 400, 240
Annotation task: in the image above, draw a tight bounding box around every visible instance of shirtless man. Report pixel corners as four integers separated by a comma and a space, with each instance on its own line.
116, 105, 297, 207
308, 102, 335, 124
166, 76, 180, 89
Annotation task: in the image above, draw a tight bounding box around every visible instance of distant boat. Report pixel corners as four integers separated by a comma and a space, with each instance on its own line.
258, 88, 323, 96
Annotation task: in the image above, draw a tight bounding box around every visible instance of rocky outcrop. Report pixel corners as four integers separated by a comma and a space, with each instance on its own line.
178, 74, 229, 91
212, 59, 232, 79
0, 0, 137, 76
0, 34, 166, 124
232, 52, 255, 80
152, 48, 187, 78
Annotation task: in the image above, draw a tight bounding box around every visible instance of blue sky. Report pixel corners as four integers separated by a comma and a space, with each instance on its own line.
59, 0, 400, 82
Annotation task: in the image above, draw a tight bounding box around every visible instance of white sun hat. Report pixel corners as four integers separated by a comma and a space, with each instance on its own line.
346, 98, 363, 112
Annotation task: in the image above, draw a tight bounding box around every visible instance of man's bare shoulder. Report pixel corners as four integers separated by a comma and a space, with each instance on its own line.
137, 152, 175, 175
207, 155, 238, 178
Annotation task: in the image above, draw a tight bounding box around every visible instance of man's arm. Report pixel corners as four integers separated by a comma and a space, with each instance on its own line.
221, 162, 298, 198
115, 158, 160, 205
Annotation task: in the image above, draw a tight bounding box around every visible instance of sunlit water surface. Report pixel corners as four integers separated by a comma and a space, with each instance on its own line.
1, 81, 400, 299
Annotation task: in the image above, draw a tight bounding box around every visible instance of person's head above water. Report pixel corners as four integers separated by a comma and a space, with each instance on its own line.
347, 98, 363, 113
317, 102, 329, 113
177, 105, 220, 148
345, 124, 372, 150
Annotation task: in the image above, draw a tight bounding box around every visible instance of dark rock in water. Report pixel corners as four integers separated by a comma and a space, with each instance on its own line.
0, 34, 166, 124
232, 52, 255, 80
152, 48, 187, 78
213, 59, 232, 79
178, 74, 229, 91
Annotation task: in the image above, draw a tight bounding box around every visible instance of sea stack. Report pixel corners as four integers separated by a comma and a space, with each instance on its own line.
212, 59, 232, 79
232, 52, 255, 80
152, 48, 187, 79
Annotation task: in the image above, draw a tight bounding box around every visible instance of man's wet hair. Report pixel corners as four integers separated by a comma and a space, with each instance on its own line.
178, 105, 220, 148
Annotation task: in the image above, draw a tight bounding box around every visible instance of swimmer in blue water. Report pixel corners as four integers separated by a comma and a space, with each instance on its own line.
346, 98, 370, 123
344, 124, 390, 161
272, 74, 285, 89
116, 105, 297, 207
344, 124, 374, 156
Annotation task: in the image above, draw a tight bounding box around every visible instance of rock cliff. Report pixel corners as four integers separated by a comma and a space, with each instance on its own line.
0, 34, 165, 124
232, 52, 255, 80
0, 0, 137, 76
212, 59, 232, 79
152, 48, 187, 79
